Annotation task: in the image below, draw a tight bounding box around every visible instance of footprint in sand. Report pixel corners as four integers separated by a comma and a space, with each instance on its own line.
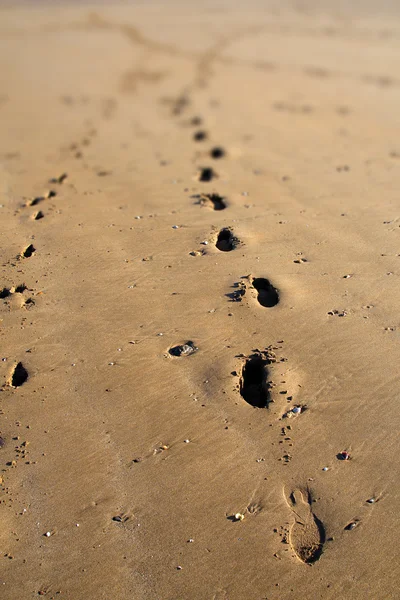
252, 277, 279, 307
215, 228, 238, 252
20, 244, 36, 259
7, 362, 29, 388
210, 146, 225, 159
226, 276, 279, 306
193, 130, 207, 142
197, 167, 217, 182
193, 193, 227, 211
286, 489, 325, 564
239, 351, 271, 408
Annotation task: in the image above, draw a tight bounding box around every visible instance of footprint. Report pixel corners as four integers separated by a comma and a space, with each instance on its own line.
49, 173, 67, 184
193, 193, 226, 211
210, 146, 225, 159
193, 130, 207, 142
25, 196, 44, 207
215, 228, 238, 252
252, 277, 279, 307
239, 352, 271, 408
287, 489, 325, 564
1, 284, 27, 299
0, 287, 11, 299
20, 244, 36, 259
7, 362, 29, 388
197, 167, 217, 182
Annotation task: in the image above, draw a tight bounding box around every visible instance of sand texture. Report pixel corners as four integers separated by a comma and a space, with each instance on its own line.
1, 1, 400, 598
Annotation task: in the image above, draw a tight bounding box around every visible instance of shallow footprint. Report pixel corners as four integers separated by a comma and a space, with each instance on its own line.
287, 489, 325, 564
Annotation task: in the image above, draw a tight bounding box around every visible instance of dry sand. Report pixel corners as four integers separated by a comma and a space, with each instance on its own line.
1, 1, 400, 598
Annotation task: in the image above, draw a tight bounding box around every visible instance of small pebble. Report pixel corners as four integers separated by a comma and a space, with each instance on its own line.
45, 531, 51, 537
177, 566, 182, 571
172, 225, 179, 229
338, 451, 350, 460
234, 513, 245, 521
184, 439, 190, 444
366, 498, 375, 504
322, 467, 329, 471
187, 538, 194, 543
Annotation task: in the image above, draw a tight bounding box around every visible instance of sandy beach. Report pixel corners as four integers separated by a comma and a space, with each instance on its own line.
1, 1, 400, 598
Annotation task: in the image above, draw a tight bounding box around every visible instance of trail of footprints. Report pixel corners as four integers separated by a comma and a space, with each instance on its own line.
1, 173, 67, 391
168, 107, 329, 566
0, 96, 364, 576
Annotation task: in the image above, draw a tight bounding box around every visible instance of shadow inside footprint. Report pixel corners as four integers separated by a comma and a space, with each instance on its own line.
198, 167, 216, 182
288, 489, 325, 565
210, 146, 225, 159
252, 278, 279, 307
193, 194, 226, 211
9, 362, 29, 387
240, 354, 270, 408
193, 130, 207, 141
216, 228, 236, 252
21, 244, 36, 258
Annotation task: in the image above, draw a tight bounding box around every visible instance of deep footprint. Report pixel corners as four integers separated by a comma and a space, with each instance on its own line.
210, 146, 225, 159
216, 228, 237, 252
21, 244, 36, 258
9, 362, 29, 387
252, 278, 279, 307
198, 167, 216, 182
240, 353, 271, 408
287, 489, 325, 565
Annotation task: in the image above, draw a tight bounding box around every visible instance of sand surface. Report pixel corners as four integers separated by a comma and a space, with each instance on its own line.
1, 1, 400, 598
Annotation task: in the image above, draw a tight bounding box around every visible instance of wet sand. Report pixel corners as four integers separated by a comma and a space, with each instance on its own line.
1, 1, 400, 598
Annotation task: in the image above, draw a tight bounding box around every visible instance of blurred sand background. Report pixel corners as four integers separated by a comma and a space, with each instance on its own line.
1, 1, 400, 598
